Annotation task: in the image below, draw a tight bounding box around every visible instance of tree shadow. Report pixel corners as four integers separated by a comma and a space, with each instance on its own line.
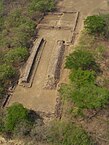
28, 110, 44, 124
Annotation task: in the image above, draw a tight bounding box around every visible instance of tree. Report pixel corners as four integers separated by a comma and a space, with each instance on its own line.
84, 15, 105, 35
65, 49, 99, 71
4, 103, 29, 132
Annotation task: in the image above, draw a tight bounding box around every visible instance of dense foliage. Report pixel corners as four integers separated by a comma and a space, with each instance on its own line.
65, 49, 99, 72
72, 84, 109, 109
3, 103, 29, 132
29, 0, 55, 12
84, 15, 106, 35
61, 14, 109, 114
69, 69, 96, 87
60, 83, 109, 111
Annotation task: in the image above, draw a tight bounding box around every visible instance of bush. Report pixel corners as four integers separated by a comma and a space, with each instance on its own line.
4, 103, 29, 132
29, 0, 55, 12
47, 121, 94, 145
72, 84, 109, 109
60, 84, 109, 110
5, 47, 29, 64
0, 64, 16, 82
84, 15, 105, 35
65, 50, 99, 71
69, 69, 96, 87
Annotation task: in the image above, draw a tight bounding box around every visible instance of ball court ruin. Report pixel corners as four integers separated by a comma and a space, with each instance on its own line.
7, 10, 79, 113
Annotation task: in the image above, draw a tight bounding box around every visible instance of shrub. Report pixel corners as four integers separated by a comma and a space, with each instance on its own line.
72, 84, 109, 109
60, 83, 109, 110
65, 49, 99, 71
69, 69, 96, 87
0, 64, 16, 82
47, 121, 94, 145
84, 15, 105, 35
5, 47, 29, 64
29, 0, 55, 12
4, 103, 29, 132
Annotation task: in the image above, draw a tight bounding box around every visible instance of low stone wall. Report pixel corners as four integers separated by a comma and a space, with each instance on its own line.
19, 38, 44, 84
44, 40, 65, 89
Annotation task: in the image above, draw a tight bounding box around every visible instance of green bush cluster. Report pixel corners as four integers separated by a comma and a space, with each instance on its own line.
71, 84, 109, 109
0, 103, 44, 140
84, 15, 105, 35
69, 69, 96, 87
3, 103, 29, 132
29, 0, 55, 12
84, 14, 109, 38
61, 23, 109, 113
0, 103, 32, 133
65, 49, 99, 72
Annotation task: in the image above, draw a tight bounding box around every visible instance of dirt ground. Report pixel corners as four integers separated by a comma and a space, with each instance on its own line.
8, 0, 108, 117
